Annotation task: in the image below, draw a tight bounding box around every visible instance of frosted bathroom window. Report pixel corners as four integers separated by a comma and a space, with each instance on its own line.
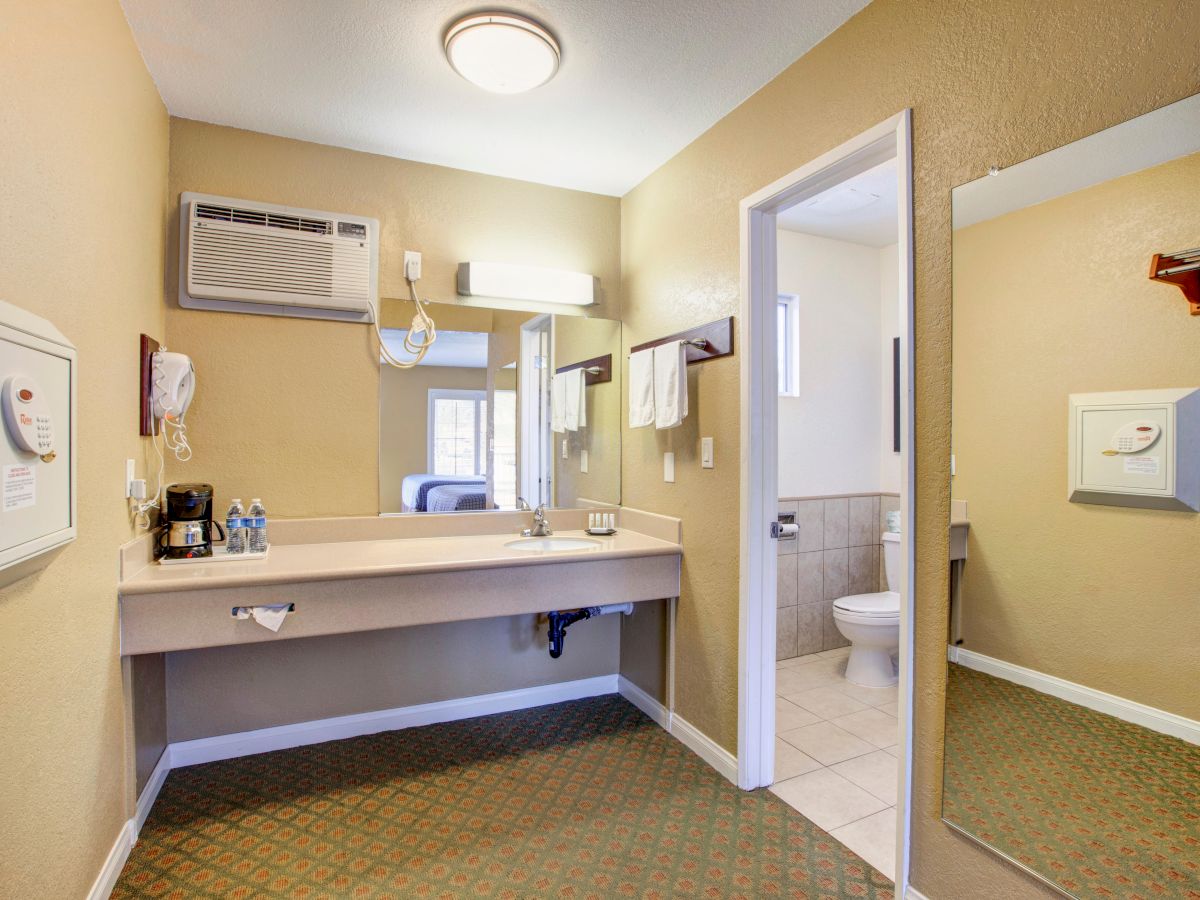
428, 389, 487, 475
778, 294, 800, 396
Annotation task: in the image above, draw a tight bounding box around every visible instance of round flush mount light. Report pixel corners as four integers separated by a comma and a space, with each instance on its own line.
444, 13, 560, 94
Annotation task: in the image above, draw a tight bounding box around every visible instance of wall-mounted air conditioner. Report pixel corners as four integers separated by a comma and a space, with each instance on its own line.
178, 192, 379, 323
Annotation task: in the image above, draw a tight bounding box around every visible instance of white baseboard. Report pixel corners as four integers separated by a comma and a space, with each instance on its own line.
617, 675, 672, 730
135, 747, 172, 833
671, 713, 739, 785
86, 819, 136, 900
952, 647, 1200, 746
170, 675, 619, 768
904, 887, 931, 900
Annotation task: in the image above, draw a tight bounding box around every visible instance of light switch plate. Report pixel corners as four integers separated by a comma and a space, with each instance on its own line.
561, 439, 568, 460
701, 437, 714, 468
664, 451, 675, 483
580, 449, 589, 473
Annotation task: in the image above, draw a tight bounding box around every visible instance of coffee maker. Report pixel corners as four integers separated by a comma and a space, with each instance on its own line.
161, 483, 223, 559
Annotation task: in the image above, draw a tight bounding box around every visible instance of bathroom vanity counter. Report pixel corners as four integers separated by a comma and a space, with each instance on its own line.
118, 515, 681, 655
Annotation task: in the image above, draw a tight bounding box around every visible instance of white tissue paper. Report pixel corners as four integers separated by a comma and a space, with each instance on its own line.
234, 604, 291, 632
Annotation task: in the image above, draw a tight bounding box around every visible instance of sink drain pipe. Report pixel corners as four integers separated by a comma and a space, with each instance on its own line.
547, 603, 633, 658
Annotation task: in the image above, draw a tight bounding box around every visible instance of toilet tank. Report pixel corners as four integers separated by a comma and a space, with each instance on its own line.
881, 532, 901, 591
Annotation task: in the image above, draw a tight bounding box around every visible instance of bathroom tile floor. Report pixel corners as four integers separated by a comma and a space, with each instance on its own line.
771, 647, 900, 880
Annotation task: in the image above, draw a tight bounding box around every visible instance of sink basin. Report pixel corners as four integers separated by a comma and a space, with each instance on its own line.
504, 537, 602, 552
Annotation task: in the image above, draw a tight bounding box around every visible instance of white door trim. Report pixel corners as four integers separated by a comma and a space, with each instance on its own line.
518, 314, 552, 506
737, 110, 915, 894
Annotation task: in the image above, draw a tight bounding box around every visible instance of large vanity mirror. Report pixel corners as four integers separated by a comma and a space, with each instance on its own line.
377, 296, 620, 514
945, 94, 1200, 898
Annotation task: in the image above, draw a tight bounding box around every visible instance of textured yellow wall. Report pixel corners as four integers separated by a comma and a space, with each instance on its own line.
618, 0, 1199, 894
954, 151, 1200, 720
0, 1, 168, 895
165, 119, 621, 517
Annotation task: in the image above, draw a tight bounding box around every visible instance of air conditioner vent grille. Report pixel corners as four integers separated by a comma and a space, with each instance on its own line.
194, 202, 332, 236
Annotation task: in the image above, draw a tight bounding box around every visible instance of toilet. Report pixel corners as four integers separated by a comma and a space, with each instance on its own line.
832, 531, 901, 687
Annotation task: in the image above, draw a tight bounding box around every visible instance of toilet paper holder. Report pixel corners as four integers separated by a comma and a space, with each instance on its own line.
771, 512, 798, 541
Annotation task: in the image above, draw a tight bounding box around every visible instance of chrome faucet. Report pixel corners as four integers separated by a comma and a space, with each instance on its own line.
522, 505, 553, 537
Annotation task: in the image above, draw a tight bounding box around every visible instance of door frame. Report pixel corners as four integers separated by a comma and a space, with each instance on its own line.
737, 110, 915, 891
518, 314, 552, 506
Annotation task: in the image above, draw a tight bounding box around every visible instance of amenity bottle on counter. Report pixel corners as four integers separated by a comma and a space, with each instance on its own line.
247, 498, 268, 553
225, 499, 246, 554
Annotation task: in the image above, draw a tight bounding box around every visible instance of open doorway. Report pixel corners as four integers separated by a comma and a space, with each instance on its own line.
737, 113, 914, 890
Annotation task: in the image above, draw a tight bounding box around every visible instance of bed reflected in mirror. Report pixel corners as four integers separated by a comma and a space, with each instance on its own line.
377, 297, 620, 514
946, 92, 1200, 898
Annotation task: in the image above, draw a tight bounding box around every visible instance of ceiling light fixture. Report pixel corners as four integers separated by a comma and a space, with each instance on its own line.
444, 13, 560, 94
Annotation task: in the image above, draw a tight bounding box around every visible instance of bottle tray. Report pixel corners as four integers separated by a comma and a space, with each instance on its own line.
585, 528, 617, 536
159, 544, 271, 566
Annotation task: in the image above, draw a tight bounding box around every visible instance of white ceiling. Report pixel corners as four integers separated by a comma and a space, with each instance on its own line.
119, 0, 869, 196
776, 158, 898, 247
954, 93, 1200, 228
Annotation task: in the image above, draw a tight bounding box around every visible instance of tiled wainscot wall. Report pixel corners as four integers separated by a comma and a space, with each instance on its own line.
777, 494, 901, 660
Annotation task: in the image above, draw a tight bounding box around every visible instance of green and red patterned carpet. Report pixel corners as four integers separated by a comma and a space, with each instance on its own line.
113, 695, 894, 898
944, 663, 1200, 898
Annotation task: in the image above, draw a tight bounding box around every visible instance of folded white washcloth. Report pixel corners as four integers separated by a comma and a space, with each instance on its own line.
562, 367, 585, 431
550, 373, 567, 433
628, 348, 655, 428
653, 341, 688, 429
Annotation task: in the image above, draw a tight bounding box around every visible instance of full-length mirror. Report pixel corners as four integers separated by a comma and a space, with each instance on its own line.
946, 93, 1200, 898
377, 297, 620, 514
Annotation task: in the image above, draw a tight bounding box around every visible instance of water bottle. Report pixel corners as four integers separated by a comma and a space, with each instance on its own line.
225, 499, 246, 554
247, 498, 268, 553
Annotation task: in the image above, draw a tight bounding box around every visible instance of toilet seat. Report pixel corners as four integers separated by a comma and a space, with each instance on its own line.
833, 590, 899, 621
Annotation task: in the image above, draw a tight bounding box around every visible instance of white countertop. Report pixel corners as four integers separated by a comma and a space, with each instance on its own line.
120, 529, 682, 596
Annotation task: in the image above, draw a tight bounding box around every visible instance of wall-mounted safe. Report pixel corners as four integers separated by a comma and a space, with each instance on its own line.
1068, 387, 1199, 511
0, 299, 76, 584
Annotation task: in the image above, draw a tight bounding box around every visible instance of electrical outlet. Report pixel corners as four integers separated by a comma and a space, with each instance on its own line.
403, 250, 422, 282
664, 452, 675, 483
580, 449, 589, 473
125, 458, 136, 498
701, 437, 714, 469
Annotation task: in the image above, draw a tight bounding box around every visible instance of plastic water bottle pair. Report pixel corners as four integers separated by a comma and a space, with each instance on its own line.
225, 498, 268, 554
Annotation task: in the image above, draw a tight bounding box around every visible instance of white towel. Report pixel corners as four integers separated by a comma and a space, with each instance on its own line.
562, 367, 585, 431
653, 341, 688, 429
628, 348, 655, 428
550, 374, 566, 433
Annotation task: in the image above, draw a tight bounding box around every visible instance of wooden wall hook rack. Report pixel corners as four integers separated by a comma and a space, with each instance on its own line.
555, 353, 612, 385
629, 315, 735, 365
1150, 249, 1200, 315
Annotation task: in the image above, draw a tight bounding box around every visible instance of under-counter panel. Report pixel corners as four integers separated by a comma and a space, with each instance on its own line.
119, 530, 681, 655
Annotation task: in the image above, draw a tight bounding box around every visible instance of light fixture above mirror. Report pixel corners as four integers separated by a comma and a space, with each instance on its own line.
444, 13, 560, 95
457, 261, 597, 306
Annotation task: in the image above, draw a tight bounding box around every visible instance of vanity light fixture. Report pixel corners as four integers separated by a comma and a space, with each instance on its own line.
444, 13, 560, 94
457, 261, 597, 306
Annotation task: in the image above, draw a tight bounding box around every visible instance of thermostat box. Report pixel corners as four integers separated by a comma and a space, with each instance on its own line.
0, 299, 76, 585
1068, 387, 1200, 511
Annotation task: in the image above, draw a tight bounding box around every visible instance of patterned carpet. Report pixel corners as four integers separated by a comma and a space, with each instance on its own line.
943, 663, 1200, 899
114, 694, 894, 899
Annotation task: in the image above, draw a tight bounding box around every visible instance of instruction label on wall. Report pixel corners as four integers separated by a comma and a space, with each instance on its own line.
2, 464, 36, 511
1123, 455, 1160, 476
